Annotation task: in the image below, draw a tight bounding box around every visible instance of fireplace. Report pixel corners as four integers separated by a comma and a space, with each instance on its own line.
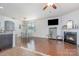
64, 32, 77, 45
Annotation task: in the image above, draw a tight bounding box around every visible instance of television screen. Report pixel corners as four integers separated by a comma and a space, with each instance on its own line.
48, 19, 58, 25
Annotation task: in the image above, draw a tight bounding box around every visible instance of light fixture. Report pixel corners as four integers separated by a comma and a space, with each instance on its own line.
47, 2, 54, 6
0, 6, 4, 9
47, 0, 55, 6
26, 18, 36, 21
43, 0, 57, 10
22, 16, 37, 21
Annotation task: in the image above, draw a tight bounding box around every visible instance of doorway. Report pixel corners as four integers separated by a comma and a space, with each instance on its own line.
5, 21, 15, 32
21, 21, 35, 38
49, 27, 57, 39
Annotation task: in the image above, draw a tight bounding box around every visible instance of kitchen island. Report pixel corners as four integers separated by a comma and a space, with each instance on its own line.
0, 32, 16, 50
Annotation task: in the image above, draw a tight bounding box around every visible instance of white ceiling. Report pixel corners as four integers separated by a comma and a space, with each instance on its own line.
0, 3, 79, 20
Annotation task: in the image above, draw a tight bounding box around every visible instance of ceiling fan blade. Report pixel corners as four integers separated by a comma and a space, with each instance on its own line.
52, 4, 57, 9
43, 5, 48, 10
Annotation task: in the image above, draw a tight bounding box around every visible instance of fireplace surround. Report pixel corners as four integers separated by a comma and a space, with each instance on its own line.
64, 32, 77, 45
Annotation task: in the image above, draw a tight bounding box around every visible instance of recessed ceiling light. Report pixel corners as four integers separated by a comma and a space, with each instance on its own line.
0, 7, 4, 9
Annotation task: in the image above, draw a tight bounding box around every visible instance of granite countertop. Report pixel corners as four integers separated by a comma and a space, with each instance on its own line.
0, 32, 13, 35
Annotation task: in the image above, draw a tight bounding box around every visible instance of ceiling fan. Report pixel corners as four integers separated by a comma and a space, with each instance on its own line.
43, 3, 57, 10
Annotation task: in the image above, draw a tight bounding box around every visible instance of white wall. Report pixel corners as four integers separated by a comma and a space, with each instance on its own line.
33, 18, 49, 38
61, 10, 79, 27
32, 9, 79, 38
32, 17, 62, 38
0, 16, 22, 37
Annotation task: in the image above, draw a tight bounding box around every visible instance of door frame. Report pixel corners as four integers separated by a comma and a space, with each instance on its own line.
49, 27, 57, 39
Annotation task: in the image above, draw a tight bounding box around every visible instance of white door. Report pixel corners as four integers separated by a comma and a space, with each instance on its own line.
49, 27, 57, 39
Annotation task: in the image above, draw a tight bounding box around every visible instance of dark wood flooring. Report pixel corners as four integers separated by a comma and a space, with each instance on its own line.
16, 37, 79, 56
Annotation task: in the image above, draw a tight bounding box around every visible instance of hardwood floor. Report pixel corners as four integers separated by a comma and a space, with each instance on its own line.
16, 37, 79, 56
0, 47, 46, 56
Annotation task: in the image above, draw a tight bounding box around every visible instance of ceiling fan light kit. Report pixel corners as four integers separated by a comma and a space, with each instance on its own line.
43, 3, 57, 10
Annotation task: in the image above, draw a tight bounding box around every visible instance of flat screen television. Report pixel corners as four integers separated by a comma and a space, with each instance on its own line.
48, 19, 58, 25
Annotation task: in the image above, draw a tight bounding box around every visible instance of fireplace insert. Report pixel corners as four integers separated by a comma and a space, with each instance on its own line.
64, 32, 77, 45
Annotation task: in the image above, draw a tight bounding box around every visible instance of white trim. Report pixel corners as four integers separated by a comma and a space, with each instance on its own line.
20, 47, 49, 56
13, 31, 16, 47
